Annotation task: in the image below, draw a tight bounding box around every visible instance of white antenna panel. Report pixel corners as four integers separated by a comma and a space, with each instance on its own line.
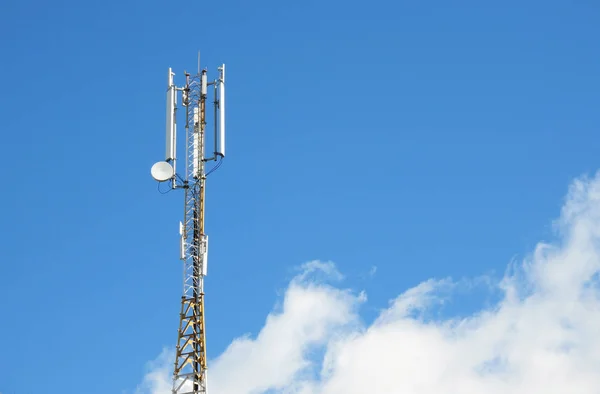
218, 64, 226, 157
202, 235, 208, 276
180, 233, 185, 260
193, 107, 199, 177
165, 68, 176, 161
201, 72, 207, 96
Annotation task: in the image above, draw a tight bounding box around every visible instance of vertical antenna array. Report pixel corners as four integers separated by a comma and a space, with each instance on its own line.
151, 56, 226, 394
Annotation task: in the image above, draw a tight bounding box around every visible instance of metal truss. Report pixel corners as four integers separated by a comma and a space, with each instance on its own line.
172, 72, 208, 394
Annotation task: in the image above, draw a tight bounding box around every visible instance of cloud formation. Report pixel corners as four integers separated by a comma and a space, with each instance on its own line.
136, 172, 600, 394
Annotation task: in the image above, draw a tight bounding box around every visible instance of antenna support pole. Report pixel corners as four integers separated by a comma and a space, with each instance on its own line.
152, 58, 226, 394
172, 70, 209, 394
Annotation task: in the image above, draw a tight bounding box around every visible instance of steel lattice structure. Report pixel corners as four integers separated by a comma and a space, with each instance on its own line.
173, 71, 209, 394
151, 59, 225, 394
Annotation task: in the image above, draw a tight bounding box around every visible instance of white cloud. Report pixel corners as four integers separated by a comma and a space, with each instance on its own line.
294, 260, 345, 283
209, 275, 364, 393
136, 172, 600, 394
135, 348, 173, 394
368, 265, 377, 276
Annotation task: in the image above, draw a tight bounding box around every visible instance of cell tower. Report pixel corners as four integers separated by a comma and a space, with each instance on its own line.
150, 55, 226, 394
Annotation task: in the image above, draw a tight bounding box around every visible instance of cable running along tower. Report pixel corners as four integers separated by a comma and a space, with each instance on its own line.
151, 56, 226, 394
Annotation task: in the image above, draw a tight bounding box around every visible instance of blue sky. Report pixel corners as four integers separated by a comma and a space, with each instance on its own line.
1, 1, 600, 393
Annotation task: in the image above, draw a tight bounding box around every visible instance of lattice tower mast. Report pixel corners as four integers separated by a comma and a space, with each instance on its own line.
150, 56, 226, 394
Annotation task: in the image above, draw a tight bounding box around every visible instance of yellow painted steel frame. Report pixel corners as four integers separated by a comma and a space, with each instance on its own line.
172, 71, 209, 394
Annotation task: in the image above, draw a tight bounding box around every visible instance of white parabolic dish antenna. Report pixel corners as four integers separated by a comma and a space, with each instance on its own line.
151, 161, 174, 182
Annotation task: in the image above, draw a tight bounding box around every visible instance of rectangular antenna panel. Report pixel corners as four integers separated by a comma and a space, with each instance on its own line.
218, 64, 226, 157
165, 68, 176, 161
201, 71, 207, 95
179, 221, 185, 259
180, 235, 185, 260
202, 235, 209, 276
193, 107, 199, 177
